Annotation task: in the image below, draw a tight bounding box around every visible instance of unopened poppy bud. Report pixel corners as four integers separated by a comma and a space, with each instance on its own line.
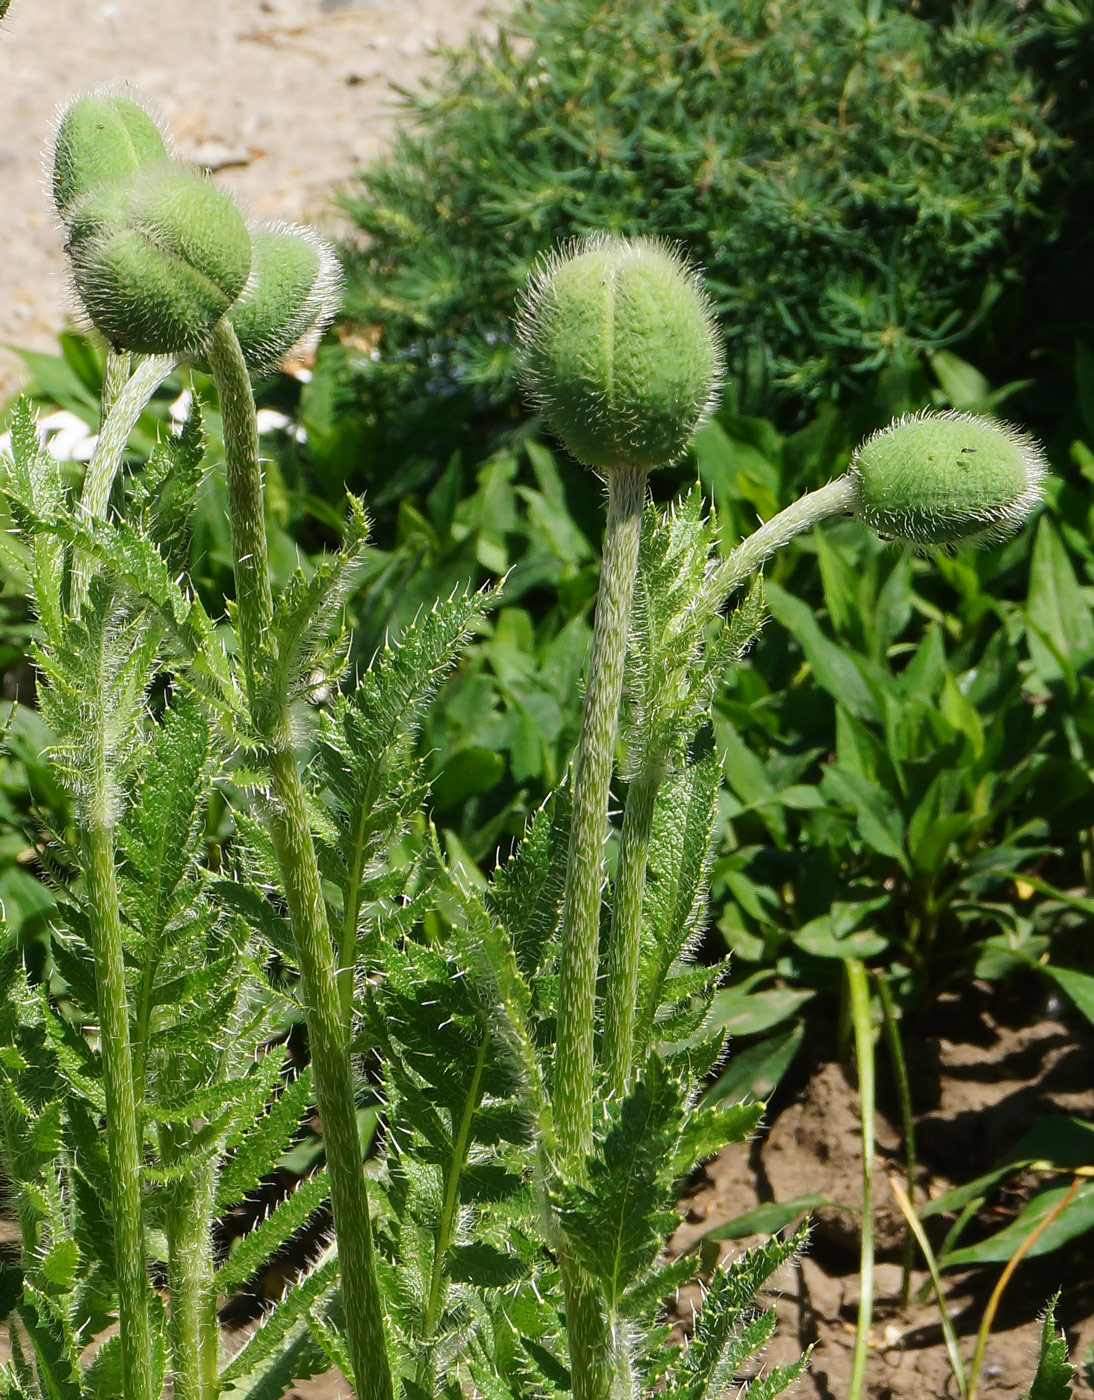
67, 168, 251, 355
227, 223, 342, 374
850, 410, 1046, 548
52, 90, 168, 219
517, 234, 722, 473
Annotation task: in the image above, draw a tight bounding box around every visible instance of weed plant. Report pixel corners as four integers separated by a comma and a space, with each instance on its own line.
0, 8, 1084, 1400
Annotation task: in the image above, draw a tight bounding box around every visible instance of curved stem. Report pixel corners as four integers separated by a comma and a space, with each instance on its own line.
73, 353, 178, 613
602, 763, 660, 1097
84, 817, 155, 1400
846, 959, 875, 1400
967, 1176, 1083, 1400
100, 349, 131, 421
718, 474, 856, 594
555, 463, 646, 1167
207, 316, 393, 1400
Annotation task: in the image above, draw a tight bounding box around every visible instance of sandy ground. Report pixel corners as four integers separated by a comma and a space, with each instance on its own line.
0, 0, 496, 403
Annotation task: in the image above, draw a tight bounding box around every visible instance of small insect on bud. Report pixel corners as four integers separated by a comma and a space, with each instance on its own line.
850, 409, 1047, 548
51, 90, 168, 220
516, 234, 723, 473
226, 223, 342, 374
67, 168, 252, 356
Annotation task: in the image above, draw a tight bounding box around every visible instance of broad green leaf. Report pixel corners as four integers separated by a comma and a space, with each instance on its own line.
697, 1195, 835, 1243
701, 1023, 804, 1108
942, 1180, 1094, 1269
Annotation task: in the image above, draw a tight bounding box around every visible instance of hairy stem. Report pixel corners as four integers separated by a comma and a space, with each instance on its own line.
555, 463, 646, 1166
73, 353, 178, 613
560, 1259, 612, 1400
846, 959, 875, 1400
100, 348, 131, 421
718, 474, 856, 593
207, 316, 393, 1400
161, 1128, 219, 1400
602, 763, 660, 1097
84, 817, 155, 1400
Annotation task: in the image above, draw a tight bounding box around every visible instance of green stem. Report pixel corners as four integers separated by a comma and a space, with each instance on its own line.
845, 959, 875, 1400
161, 1127, 219, 1400
73, 353, 178, 613
84, 818, 155, 1400
602, 763, 660, 1097
719, 474, 856, 593
207, 316, 393, 1400
560, 1259, 612, 1400
555, 463, 646, 1166
417, 1035, 489, 1390
100, 348, 131, 421
875, 971, 917, 1309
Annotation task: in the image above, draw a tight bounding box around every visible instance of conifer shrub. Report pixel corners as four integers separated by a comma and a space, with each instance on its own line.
338, 0, 1057, 448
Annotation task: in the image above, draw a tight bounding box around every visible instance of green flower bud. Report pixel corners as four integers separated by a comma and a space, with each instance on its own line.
517, 234, 722, 473
67, 169, 252, 355
226, 222, 342, 374
850, 410, 1046, 548
51, 89, 168, 219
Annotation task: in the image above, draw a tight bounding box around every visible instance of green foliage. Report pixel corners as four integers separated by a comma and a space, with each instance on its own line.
1021, 1298, 1075, 1400
338, 0, 1056, 455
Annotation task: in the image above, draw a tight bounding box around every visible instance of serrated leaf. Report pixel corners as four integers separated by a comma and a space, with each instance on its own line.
215, 1168, 330, 1295
447, 1242, 529, 1287
556, 1055, 685, 1305
1021, 1296, 1075, 1400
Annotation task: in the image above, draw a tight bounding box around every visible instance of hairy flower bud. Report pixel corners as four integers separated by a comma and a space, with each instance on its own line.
226, 223, 342, 374
67, 168, 251, 355
850, 410, 1047, 548
52, 91, 168, 219
517, 234, 722, 473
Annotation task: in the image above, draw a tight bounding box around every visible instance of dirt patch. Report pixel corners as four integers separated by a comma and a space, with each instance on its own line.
0, 0, 496, 403
673, 981, 1094, 1399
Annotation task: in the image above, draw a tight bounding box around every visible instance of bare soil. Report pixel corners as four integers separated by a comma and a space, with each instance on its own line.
673, 979, 1094, 1400
0, 0, 495, 404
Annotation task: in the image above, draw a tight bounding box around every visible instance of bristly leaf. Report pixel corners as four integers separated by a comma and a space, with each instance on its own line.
554, 1054, 685, 1306
633, 728, 721, 1058
1022, 1296, 1075, 1400
662, 1227, 809, 1400
129, 403, 207, 570
486, 788, 571, 977
317, 582, 498, 968
214, 1167, 330, 1295
2, 400, 66, 641
264, 494, 370, 712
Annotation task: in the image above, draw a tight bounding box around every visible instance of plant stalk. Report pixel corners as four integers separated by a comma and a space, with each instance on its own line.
967, 1176, 1084, 1400
555, 462, 647, 1166
846, 958, 875, 1400
602, 763, 660, 1097
83, 817, 155, 1400
719, 474, 856, 593
161, 1128, 219, 1400
875, 971, 917, 1308
73, 353, 178, 613
207, 316, 393, 1400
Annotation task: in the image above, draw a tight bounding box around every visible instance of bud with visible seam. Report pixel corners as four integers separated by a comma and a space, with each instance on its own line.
66, 167, 252, 355
516, 234, 722, 473
214, 222, 342, 375
52, 90, 168, 220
